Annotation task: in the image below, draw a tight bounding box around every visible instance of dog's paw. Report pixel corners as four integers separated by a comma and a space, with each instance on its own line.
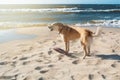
87, 54, 91, 56
82, 57, 86, 59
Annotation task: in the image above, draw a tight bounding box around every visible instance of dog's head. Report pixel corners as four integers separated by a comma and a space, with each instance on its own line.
48, 22, 64, 31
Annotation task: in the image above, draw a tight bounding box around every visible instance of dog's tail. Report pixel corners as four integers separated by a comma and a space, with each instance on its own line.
92, 27, 102, 37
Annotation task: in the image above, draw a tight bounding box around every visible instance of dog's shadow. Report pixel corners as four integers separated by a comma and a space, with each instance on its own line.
53, 48, 120, 61
53, 48, 78, 58
96, 54, 120, 61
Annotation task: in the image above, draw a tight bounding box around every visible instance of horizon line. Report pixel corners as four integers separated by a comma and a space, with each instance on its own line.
0, 3, 119, 5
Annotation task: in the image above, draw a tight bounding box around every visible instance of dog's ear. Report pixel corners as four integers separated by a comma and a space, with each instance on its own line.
68, 28, 71, 32
52, 22, 64, 27
64, 25, 71, 32
57, 23, 64, 27
58, 26, 63, 30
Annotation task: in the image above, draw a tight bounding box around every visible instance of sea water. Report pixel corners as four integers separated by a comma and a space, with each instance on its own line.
0, 4, 120, 27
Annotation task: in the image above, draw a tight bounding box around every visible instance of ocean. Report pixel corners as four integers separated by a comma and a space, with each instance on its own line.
0, 4, 120, 28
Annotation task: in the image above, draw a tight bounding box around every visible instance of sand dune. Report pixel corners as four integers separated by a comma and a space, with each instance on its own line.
0, 27, 120, 80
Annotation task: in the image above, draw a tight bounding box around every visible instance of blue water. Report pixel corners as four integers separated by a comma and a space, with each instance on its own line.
0, 4, 120, 27
0, 29, 36, 43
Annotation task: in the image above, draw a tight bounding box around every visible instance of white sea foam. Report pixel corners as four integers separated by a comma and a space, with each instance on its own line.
0, 8, 120, 13
0, 7, 77, 12
0, 20, 120, 28
75, 20, 120, 27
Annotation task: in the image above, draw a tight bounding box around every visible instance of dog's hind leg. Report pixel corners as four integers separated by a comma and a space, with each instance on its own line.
80, 35, 88, 59
81, 41, 87, 59
86, 41, 90, 56
87, 37, 93, 56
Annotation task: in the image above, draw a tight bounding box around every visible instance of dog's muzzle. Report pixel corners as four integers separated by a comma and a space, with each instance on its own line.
50, 28, 53, 31
48, 26, 53, 31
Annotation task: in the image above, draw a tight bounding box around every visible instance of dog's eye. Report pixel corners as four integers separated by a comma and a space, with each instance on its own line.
50, 28, 53, 31
48, 26, 50, 28
48, 26, 52, 28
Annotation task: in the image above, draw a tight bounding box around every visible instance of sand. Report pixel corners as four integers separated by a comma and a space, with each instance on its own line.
0, 26, 120, 80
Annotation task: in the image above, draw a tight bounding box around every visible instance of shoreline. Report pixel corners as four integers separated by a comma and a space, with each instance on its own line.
0, 20, 120, 30
0, 26, 120, 44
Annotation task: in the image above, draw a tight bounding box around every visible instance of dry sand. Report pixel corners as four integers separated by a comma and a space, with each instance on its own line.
0, 26, 120, 80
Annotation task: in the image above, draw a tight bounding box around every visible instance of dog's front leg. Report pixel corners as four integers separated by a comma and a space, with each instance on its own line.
87, 45, 90, 56
65, 41, 69, 54
81, 41, 87, 59
67, 41, 69, 52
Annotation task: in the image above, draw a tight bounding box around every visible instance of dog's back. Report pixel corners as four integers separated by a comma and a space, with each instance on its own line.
60, 25, 80, 41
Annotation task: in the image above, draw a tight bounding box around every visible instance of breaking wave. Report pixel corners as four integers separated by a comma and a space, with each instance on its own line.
75, 20, 120, 27
0, 8, 120, 13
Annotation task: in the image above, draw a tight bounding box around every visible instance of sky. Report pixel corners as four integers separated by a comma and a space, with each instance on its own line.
0, 0, 119, 4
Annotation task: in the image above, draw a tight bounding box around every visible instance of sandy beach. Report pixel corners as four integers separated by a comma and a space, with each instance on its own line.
0, 26, 120, 80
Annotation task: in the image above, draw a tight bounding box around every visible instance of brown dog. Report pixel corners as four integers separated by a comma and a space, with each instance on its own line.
48, 22, 100, 59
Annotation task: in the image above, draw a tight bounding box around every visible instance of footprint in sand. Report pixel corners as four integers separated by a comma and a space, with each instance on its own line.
30, 54, 37, 57
52, 41, 57, 46
29, 46, 33, 51
0, 74, 18, 80
112, 49, 115, 53
58, 54, 64, 60
39, 52, 44, 57
48, 64, 54, 68
88, 74, 94, 80
38, 77, 44, 80
35, 66, 42, 70
21, 49, 27, 52
11, 61, 16, 67
40, 70, 48, 74
0, 76, 14, 80
101, 74, 106, 79
111, 62, 118, 68
40, 69, 49, 74
0, 61, 9, 65
71, 75, 75, 80
36, 59, 43, 63
97, 72, 106, 79
111, 63, 116, 68
48, 50, 53, 55
13, 56, 18, 60
109, 32, 112, 33
72, 60, 80, 64
23, 61, 31, 65
19, 57, 28, 60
